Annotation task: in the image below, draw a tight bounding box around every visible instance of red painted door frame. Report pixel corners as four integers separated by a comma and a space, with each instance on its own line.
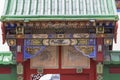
23, 47, 96, 80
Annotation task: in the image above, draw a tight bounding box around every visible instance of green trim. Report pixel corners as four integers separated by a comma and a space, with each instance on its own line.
0, 51, 13, 54
109, 51, 120, 53
104, 61, 120, 64
1, 15, 119, 21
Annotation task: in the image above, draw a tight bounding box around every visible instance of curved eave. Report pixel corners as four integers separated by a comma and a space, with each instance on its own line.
0, 51, 13, 54
109, 50, 120, 53
0, 15, 119, 22
0, 51, 16, 65
0, 61, 16, 65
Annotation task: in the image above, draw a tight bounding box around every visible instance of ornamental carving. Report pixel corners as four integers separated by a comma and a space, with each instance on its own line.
30, 46, 58, 69
62, 46, 90, 69
7, 39, 16, 46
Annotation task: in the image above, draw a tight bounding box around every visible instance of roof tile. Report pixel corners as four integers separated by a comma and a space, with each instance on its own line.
1, 0, 118, 21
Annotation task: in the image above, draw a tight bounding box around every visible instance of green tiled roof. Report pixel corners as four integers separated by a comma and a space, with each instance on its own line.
110, 51, 120, 64
1, 0, 118, 21
0, 52, 15, 65
104, 51, 120, 64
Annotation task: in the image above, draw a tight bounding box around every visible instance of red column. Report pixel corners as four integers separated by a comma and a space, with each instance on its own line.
16, 39, 24, 80
96, 38, 104, 62
114, 22, 118, 43
89, 59, 97, 80
23, 60, 31, 80
1, 22, 6, 44
16, 39, 24, 62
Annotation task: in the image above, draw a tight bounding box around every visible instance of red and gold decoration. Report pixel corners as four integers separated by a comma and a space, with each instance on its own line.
62, 46, 90, 69
7, 39, 16, 46
30, 46, 58, 69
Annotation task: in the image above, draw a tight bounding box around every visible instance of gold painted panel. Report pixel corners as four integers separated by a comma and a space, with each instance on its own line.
62, 46, 90, 69
30, 46, 58, 69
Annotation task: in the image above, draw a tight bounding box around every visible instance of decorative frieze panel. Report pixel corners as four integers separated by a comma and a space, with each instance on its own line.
4, 21, 115, 35
74, 45, 96, 58
73, 34, 90, 38
25, 39, 43, 46
96, 27, 104, 33
62, 46, 90, 69
6, 34, 114, 39
16, 26, 24, 34
7, 39, 16, 46
32, 34, 48, 38
4, 21, 115, 29
30, 46, 58, 69
24, 46, 46, 59
25, 27, 96, 34
24, 39, 96, 46
49, 39, 71, 46
77, 39, 95, 45
104, 38, 113, 45
25, 21, 96, 29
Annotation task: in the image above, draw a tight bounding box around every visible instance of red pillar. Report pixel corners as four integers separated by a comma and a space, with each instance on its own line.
1, 22, 6, 44
114, 22, 118, 43
96, 38, 104, 62
16, 39, 24, 63
23, 60, 31, 80
16, 39, 24, 80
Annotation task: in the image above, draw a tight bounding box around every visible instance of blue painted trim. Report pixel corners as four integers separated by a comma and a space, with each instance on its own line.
24, 46, 46, 59
74, 45, 96, 58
